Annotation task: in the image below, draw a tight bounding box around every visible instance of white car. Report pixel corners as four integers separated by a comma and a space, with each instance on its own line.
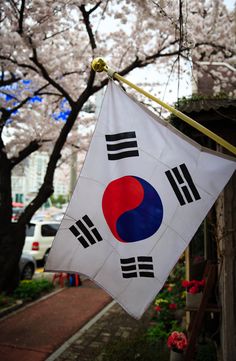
23, 221, 60, 263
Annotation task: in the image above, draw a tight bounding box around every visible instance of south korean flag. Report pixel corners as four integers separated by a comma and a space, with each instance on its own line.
45, 80, 236, 319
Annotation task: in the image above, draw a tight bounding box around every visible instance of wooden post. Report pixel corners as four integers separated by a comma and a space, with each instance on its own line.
185, 247, 191, 328
216, 171, 236, 361
184, 263, 217, 361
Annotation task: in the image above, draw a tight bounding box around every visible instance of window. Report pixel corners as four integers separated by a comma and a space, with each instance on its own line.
41, 224, 59, 237
26, 223, 36, 236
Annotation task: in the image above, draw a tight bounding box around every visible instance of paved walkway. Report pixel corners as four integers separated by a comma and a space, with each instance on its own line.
0, 280, 112, 361
48, 301, 151, 361
0, 279, 152, 361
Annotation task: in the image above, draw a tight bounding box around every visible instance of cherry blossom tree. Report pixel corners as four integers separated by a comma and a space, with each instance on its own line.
0, 0, 235, 292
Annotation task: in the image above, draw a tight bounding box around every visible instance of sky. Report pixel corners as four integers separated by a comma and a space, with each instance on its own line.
224, 0, 235, 10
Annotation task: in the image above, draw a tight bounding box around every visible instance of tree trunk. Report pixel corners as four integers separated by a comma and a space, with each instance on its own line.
0, 143, 12, 229
0, 147, 25, 292
0, 80, 95, 293
0, 223, 26, 293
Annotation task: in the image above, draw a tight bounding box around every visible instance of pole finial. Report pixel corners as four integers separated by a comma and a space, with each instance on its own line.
91, 58, 107, 72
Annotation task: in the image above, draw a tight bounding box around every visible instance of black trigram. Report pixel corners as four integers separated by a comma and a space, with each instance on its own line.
105, 131, 139, 160
165, 163, 201, 206
69, 215, 102, 248
120, 256, 154, 279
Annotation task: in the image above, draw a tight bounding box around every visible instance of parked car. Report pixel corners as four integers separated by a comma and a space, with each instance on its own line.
23, 221, 60, 263
19, 253, 37, 280
52, 212, 64, 221
12, 202, 24, 222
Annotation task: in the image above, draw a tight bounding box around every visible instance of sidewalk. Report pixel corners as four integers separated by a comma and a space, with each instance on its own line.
49, 300, 151, 361
0, 280, 112, 361
0, 279, 152, 361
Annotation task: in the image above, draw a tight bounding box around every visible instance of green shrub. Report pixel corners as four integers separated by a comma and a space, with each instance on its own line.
13, 278, 54, 301
146, 322, 168, 342
150, 258, 186, 335
146, 320, 183, 343
0, 294, 15, 309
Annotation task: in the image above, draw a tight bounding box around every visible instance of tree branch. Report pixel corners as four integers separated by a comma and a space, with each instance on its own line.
62, 71, 81, 77
29, 45, 75, 106
44, 28, 70, 40
1, 83, 50, 121
10, 140, 41, 168
195, 42, 234, 59
37, 91, 62, 97
90, 45, 187, 95
1, 48, 75, 106
87, 1, 102, 15
0, 55, 38, 73
79, 4, 97, 50
17, 0, 25, 35
0, 108, 11, 126
0, 72, 21, 87
9, 0, 19, 17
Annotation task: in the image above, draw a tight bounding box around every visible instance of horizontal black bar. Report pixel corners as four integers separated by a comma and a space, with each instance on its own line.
137, 256, 153, 262
108, 150, 139, 160
106, 141, 137, 151
105, 131, 136, 142
121, 265, 137, 272
138, 264, 153, 270
120, 257, 136, 264
122, 272, 137, 278
139, 271, 155, 278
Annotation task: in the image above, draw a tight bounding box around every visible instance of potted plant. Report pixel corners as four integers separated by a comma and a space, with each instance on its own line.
182, 279, 205, 308
167, 331, 188, 361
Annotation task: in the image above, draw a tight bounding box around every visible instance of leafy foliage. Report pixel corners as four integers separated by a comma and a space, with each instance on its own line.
147, 258, 186, 339
0, 294, 16, 310
12, 279, 54, 301
50, 194, 68, 206
146, 322, 169, 342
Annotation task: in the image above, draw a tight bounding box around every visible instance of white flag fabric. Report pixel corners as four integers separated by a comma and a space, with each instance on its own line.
45, 80, 235, 319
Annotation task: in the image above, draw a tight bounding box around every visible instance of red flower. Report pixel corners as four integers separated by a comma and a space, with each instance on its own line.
169, 303, 177, 310
167, 331, 188, 351
155, 305, 161, 312
182, 278, 205, 293
181, 280, 189, 288
188, 285, 199, 294
198, 279, 205, 287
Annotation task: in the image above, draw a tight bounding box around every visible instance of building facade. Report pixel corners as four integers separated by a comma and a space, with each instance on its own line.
12, 151, 70, 204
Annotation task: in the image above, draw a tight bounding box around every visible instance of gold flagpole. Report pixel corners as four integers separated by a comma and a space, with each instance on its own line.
91, 57, 236, 156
